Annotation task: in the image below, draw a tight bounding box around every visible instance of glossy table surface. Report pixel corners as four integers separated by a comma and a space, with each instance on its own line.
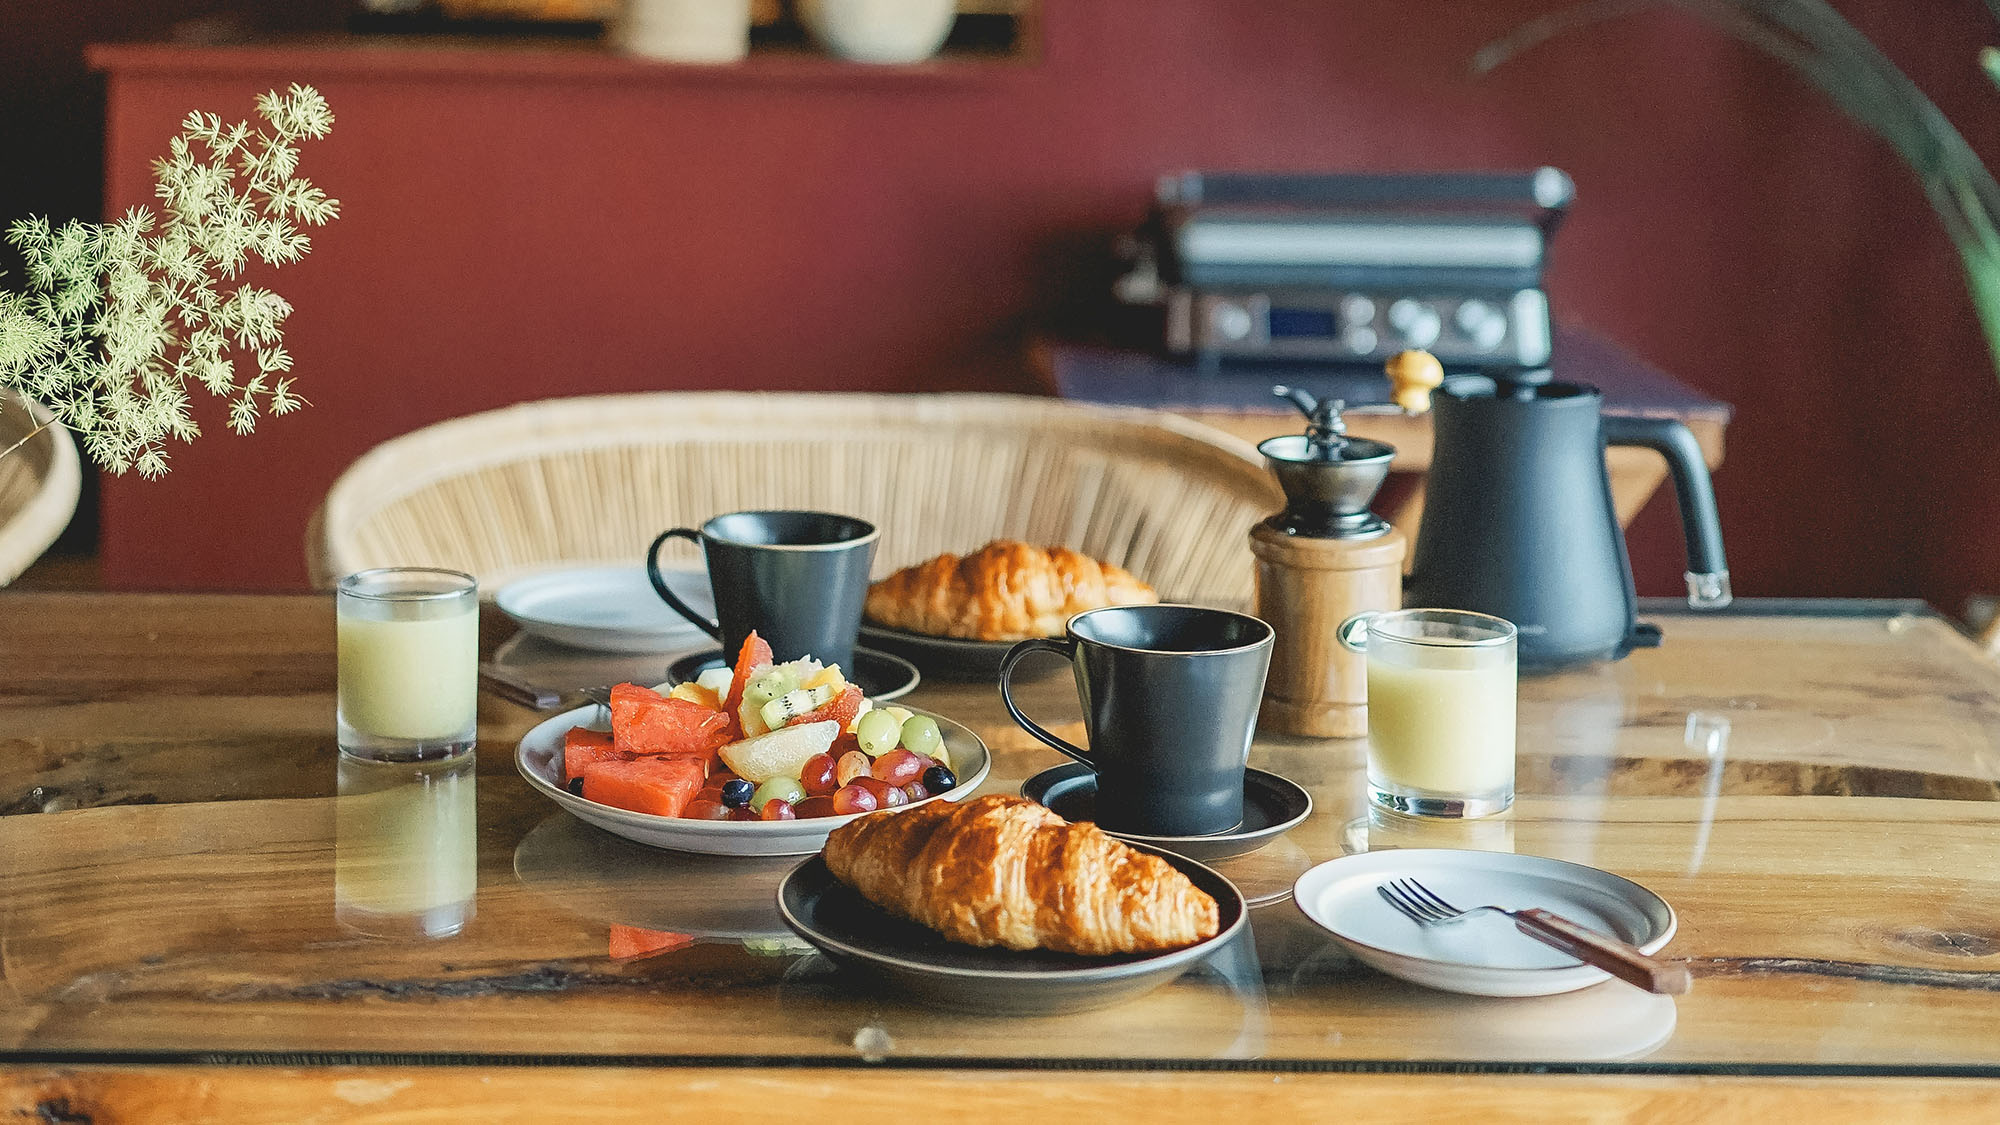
2, 594, 1997, 1105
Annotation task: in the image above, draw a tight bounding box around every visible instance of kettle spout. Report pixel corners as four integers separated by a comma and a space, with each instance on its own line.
1687, 570, 1733, 609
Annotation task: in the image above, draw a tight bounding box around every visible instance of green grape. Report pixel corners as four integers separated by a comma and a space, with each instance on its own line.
899, 714, 943, 758
752, 775, 806, 811
855, 708, 903, 756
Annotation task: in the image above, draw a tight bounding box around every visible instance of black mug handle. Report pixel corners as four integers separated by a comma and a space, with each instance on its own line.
646, 528, 722, 643
997, 637, 1093, 769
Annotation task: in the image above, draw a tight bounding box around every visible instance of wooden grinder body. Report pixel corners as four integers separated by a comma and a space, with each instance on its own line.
1252, 520, 1405, 738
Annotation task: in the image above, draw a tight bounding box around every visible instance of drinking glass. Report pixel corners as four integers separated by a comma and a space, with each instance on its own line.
337, 568, 478, 762
335, 752, 477, 939
1345, 608, 1517, 818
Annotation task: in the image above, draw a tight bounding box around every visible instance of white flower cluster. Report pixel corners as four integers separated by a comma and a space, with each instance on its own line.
0, 84, 338, 477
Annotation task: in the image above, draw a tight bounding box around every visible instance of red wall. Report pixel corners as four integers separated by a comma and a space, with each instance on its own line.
89, 0, 2000, 610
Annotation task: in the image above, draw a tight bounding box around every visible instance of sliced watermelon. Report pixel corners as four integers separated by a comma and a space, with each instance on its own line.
610, 683, 732, 760
608, 924, 694, 961
792, 683, 864, 731
581, 755, 707, 818
721, 630, 774, 733
562, 727, 622, 784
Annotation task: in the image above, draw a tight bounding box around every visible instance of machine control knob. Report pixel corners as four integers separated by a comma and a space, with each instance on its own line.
1389, 299, 1441, 348
1455, 299, 1509, 350
1212, 301, 1255, 341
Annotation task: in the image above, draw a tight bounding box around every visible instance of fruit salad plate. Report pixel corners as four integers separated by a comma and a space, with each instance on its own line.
516, 702, 991, 857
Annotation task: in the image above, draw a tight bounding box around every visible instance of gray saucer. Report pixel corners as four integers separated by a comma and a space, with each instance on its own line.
1021, 764, 1312, 862
667, 646, 919, 702
776, 844, 1245, 1015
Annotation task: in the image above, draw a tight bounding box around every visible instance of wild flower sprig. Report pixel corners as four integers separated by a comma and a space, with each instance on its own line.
0, 84, 337, 477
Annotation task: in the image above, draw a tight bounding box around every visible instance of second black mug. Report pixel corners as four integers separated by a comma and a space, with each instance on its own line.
999, 604, 1275, 837
647, 510, 879, 669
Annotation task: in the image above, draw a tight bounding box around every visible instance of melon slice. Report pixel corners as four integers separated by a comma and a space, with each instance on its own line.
717, 720, 840, 784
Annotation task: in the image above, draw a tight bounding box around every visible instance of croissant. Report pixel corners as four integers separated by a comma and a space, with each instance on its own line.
821, 795, 1220, 955
865, 541, 1159, 642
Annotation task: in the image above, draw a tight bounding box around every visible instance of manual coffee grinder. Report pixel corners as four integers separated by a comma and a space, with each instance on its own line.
1250, 371, 1433, 738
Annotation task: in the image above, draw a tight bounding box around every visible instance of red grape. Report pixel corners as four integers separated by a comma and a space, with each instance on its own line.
760, 798, 797, 821
831, 782, 878, 815
900, 780, 929, 803
799, 753, 838, 797
795, 795, 836, 818
871, 748, 926, 786
835, 749, 872, 787
854, 777, 907, 808
729, 805, 759, 821
684, 794, 732, 820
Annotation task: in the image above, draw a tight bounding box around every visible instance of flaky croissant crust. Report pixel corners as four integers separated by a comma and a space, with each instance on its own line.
822, 795, 1221, 955
864, 540, 1159, 642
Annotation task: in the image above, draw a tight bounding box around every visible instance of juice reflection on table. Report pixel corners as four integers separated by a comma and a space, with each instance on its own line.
335, 752, 478, 939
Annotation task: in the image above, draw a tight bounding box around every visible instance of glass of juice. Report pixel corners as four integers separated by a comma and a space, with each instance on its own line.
1347, 608, 1517, 818
337, 568, 478, 762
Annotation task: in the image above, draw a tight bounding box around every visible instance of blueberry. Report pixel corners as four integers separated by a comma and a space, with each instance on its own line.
720, 778, 756, 808
921, 765, 957, 793
566, 776, 585, 797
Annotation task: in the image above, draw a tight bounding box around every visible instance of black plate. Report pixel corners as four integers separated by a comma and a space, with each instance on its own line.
777, 844, 1245, 1015
666, 646, 919, 702
859, 623, 1067, 683
1021, 764, 1312, 863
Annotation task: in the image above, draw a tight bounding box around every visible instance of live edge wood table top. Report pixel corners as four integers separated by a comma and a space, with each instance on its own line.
3, 593, 1998, 1122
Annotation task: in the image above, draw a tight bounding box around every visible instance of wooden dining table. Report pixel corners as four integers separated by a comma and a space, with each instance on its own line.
2, 592, 1998, 1121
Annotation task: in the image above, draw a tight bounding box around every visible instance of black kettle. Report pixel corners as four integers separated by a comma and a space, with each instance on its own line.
1396, 357, 1731, 672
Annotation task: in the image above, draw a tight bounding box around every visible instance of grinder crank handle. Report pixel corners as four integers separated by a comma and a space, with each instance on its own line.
1601, 415, 1732, 608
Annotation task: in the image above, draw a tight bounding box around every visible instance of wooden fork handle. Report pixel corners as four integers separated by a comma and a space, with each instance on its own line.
1513, 908, 1693, 995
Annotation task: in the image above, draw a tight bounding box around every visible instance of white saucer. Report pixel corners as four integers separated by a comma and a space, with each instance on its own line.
496, 565, 714, 653
1292, 848, 1677, 997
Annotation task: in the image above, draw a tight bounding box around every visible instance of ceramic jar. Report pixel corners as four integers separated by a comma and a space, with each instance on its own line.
798, 0, 957, 64
617, 0, 752, 62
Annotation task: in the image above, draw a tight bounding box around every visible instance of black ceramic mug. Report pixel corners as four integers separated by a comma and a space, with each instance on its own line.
647, 510, 879, 669
999, 604, 1275, 837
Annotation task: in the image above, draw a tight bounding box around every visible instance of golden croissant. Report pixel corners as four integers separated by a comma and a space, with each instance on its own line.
821, 795, 1220, 955
864, 540, 1159, 642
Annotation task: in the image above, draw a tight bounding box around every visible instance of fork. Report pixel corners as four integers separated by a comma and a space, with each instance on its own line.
475, 666, 623, 713
1377, 877, 1692, 995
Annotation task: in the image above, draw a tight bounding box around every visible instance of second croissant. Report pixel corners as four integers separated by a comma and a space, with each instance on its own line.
864, 540, 1159, 642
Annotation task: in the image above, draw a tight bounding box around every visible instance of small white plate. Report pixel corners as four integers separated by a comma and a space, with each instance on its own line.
515, 701, 990, 857
496, 566, 714, 654
1293, 848, 1677, 997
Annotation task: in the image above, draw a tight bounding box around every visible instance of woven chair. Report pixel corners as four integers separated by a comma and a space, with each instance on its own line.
307, 392, 1283, 605
0, 394, 81, 586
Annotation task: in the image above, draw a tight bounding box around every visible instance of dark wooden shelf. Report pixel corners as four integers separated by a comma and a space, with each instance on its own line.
87, 33, 1037, 85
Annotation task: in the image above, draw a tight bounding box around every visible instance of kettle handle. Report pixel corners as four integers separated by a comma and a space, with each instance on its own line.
1602, 415, 1732, 608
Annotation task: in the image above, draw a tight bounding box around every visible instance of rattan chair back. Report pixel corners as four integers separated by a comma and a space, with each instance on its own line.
307, 392, 1280, 604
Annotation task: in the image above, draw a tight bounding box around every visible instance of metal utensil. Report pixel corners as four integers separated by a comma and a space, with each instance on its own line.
477, 666, 621, 713
478, 663, 565, 710
1377, 876, 1692, 995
